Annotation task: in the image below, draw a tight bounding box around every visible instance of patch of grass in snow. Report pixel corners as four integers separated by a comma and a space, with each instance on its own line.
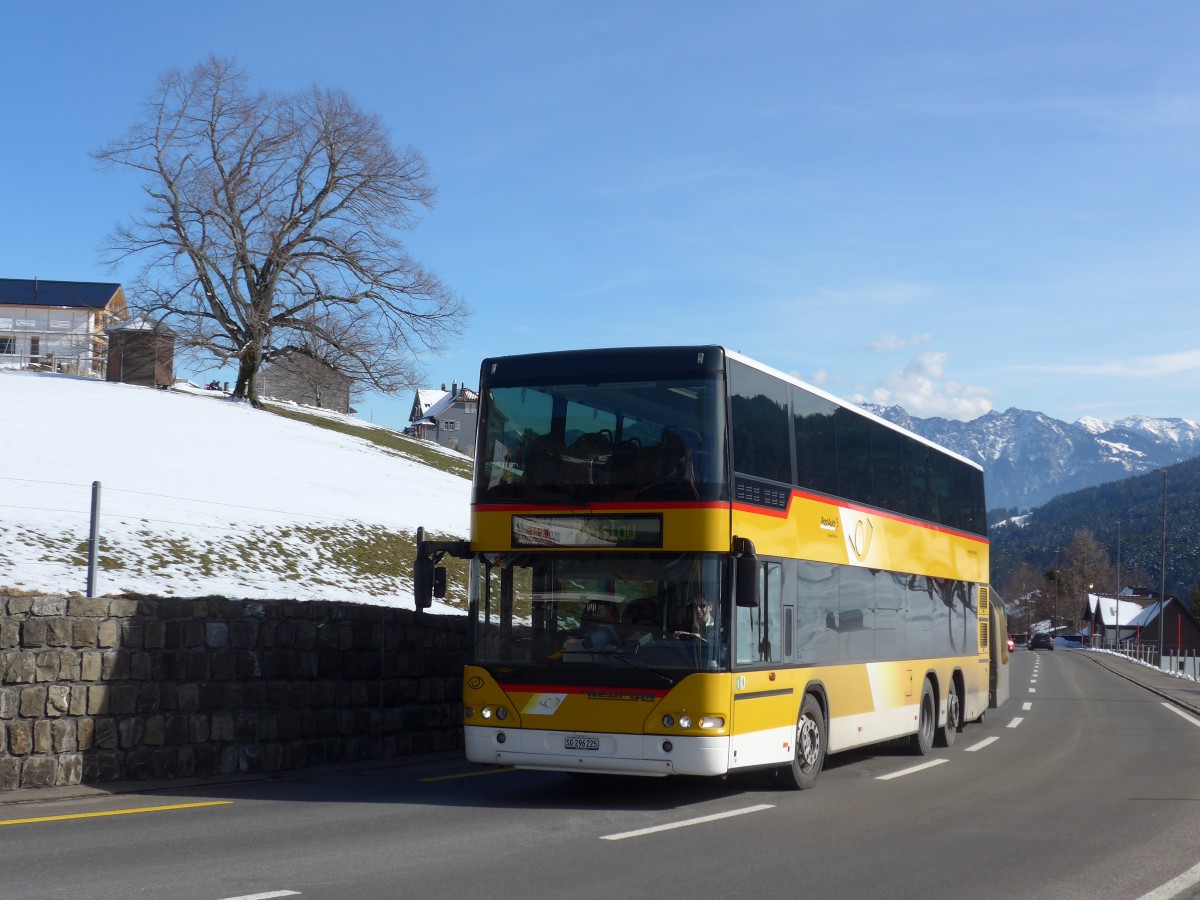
47, 524, 468, 608
66, 537, 126, 570
5, 404, 472, 604
263, 403, 473, 480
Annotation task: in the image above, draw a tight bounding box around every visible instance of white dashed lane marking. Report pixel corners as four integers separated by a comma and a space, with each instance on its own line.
600, 804, 775, 841
876, 759, 949, 781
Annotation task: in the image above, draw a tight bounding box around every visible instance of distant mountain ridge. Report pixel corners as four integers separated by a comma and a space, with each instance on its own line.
860, 404, 1200, 511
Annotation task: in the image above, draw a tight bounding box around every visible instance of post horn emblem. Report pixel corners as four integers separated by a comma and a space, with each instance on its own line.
848, 517, 874, 561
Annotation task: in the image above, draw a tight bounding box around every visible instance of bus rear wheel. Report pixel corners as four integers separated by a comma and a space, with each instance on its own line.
910, 678, 935, 756
937, 679, 961, 748
774, 694, 825, 790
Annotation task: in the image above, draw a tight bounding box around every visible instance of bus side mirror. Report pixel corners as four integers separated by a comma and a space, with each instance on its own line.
414, 525, 469, 610
734, 536, 758, 607
414, 553, 435, 610
412, 525, 468, 609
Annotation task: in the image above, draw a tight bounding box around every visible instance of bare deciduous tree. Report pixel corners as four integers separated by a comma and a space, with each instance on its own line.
1062, 528, 1116, 609
95, 55, 467, 406
1000, 561, 1050, 633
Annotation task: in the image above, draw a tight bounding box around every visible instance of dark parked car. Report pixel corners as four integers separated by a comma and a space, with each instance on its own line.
1029, 633, 1055, 651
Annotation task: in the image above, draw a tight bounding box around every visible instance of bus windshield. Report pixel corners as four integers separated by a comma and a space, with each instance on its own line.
474, 375, 726, 505
472, 552, 728, 680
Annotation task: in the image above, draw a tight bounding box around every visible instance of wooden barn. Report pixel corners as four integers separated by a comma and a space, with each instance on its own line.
106, 317, 176, 388
257, 351, 353, 414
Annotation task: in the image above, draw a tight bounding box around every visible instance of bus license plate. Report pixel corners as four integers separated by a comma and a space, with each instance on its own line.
564, 736, 599, 751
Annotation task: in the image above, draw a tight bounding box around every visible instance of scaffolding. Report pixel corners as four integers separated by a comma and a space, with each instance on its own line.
0, 328, 108, 379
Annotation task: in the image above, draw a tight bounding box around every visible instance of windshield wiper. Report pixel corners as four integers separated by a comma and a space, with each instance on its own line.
588, 649, 678, 686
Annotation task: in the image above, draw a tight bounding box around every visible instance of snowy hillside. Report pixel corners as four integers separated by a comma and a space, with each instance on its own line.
0, 370, 471, 612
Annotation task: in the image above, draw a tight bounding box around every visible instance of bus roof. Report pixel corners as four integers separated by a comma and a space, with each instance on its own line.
723, 347, 984, 473
480, 345, 982, 473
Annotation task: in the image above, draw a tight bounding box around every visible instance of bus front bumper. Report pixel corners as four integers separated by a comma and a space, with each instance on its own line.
464, 725, 730, 777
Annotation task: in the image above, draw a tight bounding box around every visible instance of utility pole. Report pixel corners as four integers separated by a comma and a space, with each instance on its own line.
1158, 470, 1167, 669
1114, 523, 1120, 650
1053, 549, 1059, 633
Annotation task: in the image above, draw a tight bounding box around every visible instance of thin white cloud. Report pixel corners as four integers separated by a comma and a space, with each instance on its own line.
854, 351, 993, 420
817, 282, 938, 308
1024, 348, 1200, 378
866, 332, 932, 353
790, 367, 842, 391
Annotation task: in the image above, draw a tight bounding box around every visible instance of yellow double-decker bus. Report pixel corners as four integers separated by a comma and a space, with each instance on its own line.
415, 346, 1008, 789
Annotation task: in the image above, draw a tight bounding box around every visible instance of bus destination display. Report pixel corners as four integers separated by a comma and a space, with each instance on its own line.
511, 514, 663, 548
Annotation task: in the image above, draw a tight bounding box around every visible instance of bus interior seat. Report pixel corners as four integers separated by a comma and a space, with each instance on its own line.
568, 431, 613, 458
524, 434, 568, 499
562, 431, 613, 485
608, 438, 641, 487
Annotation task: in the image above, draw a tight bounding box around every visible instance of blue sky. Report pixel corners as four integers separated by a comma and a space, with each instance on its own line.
3, 2, 1199, 429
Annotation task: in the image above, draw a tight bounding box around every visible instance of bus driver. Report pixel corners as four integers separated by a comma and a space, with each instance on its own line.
674, 597, 715, 641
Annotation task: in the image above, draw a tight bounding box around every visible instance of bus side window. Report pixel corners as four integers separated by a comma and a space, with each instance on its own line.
737, 562, 783, 664
760, 562, 782, 662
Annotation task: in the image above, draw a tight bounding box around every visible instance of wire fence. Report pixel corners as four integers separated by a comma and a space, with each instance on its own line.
1, 473, 342, 536
0, 473, 411, 599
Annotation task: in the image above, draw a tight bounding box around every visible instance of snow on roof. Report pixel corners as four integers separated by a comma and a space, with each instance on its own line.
1088, 592, 1155, 628
415, 386, 477, 422
413, 389, 448, 417
1125, 597, 1182, 629
106, 315, 175, 334
422, 392, 458, 420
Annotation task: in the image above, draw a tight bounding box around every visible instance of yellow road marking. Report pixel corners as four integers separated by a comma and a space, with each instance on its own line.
420, 767, 516, 782
0, 800, 232, 826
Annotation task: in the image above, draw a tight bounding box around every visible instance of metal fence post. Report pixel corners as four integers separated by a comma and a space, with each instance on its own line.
86, 480, 101, 597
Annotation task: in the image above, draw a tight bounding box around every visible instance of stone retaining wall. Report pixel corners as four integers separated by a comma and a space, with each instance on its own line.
0, 590, 467, 791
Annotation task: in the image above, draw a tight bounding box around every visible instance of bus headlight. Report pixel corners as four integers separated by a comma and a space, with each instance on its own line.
496, 707, 508, 720
678, 715, 692, 729
481, 706, 493, 720
699, 716, 725, 729
662, 714, 675, 728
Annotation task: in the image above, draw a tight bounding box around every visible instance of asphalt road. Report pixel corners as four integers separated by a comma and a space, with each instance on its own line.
4, 649, 1200, 900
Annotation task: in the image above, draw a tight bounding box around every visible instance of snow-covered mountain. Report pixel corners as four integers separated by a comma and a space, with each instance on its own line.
861, 405, 1200, 511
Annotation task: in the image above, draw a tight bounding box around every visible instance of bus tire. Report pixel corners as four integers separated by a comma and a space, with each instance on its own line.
774, 694, 825, 790
936, 678, 960, 748
910, 678, 935, 756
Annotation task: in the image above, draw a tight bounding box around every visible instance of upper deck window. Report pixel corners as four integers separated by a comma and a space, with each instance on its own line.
729, 360, 793, 484
475, 373, 727, 505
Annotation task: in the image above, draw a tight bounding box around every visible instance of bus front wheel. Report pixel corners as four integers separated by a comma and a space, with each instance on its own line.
910, 678, 935, 756
774, 694, 825, 790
